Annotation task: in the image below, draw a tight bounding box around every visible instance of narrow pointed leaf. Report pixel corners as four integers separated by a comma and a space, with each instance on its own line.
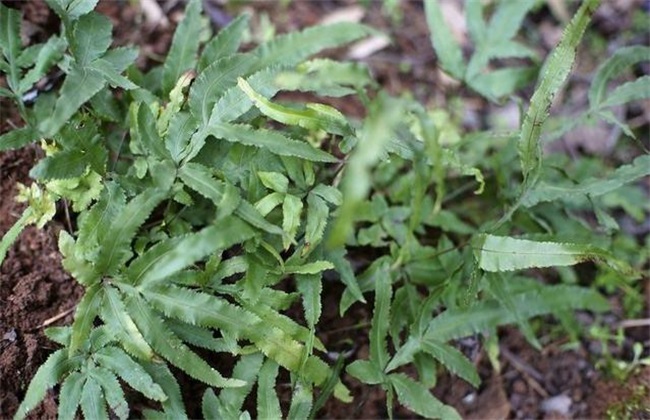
15, 350, 73, 420
589, 46, 650, 106
424, 0, 465, 79
92, 367, 129, 420
70, 284, 103, 353
125, 293, 245, 388
517, 0, 600, 185
71, 12, 112, 65
420, 339, 480, 387
162, 0, 202, 93
473, 234, 636, 275
599, 76, 650, 108
57, 371, 85, 420
207, 123, 338, 163
389, 373, 461, 420
80, 377, 108, 420
199, 14, 250, 71
369, 262, 391, 370
0, 126, 41, 151
257, 359, 281, 420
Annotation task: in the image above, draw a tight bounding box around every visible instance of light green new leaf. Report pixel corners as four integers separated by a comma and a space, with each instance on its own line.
179, 162, 283, 236
71, 12, 112, 65
198, 14, 250, 71
238, 77, 353, 136
166, 111, 196, 163
424, 0, 465, 79
207, 123, 338, 163
589, 46, 650, 107
0, 208, 32, 270
15, 349, 75, 420
346, 360, 384, 385
473, 234, 635, 275
420, 339, 480, 387
297, 274, 322, 328
369, 262, 391, 370
518, 0, 600, 185
190, 53, 256, 122
275, 59, 373, 97
95, 188, 168, 275
258, 171, 289, 193
57, 371, 85, 420
131, 102, 170, 160
255, 192, 284, 217
284, 260, 333, 275
599, 76, 650, 108
251, 22, 373, 72
282, 194, 303, 249
257, 359, 281, 420
206, 68, 282, 127
162, 0, 202, 94
305, 193, 328, 249
389, 373, 461, 420
100, 286, 154, 360
0, 3, 21, 92
523, 154, 650, 207
0, 126, 41, 151
125, 293, 245, 388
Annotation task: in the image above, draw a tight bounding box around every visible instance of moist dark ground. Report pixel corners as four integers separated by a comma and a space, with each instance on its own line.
1, 0, 649, 418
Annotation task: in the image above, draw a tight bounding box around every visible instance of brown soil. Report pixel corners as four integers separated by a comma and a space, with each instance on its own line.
1, 0, 648, 418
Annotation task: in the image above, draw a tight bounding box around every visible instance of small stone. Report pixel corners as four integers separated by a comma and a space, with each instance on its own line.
2, 329, 17, 342
541, 394, 572, 415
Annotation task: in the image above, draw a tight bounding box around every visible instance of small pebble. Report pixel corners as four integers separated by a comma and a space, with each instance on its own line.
541, 394, 572, 415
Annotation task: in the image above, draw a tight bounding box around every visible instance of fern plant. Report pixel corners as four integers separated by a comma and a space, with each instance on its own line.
0, 0, 648, 418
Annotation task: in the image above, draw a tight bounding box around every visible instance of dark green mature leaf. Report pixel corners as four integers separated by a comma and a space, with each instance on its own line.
389, 373, 460, 420
420, 339, 479, 387
257, 359, 281, 420
57, 371, 85, 420
305, 193, 328, 249
166, 111, 196, 163
198, 14, 250, 71
190, 53, 256, 122
94, 346, 166, 401
45, 0, 98, 20
473, 234, 636, 275
92, 367, 128, 420
287, 381, 313, 420
69, 284, 103, 353
131, 102, 171, 160
201, 389, 223, 419
71, 12, 112, 65
15, 350, 76, 420
589, 46, 650, 107
162, 0, 202, 94
219, 352, 265, 414
518, 0, 599, 185
424, 285, 608, 343
80, 377, 108, 420
95, 188, 168, 275
30, 146, 104, 180
424, 0, 465, 79
207, 123, 339, 163
100, 286, 154, 360
131, 218, 255, 286
125, 293, 245, 388
251, 22, 373, 72
0, 126, 41, 151
369, 262, 391, 370
0, 3, 21, 92
599, 76, 650, 108
523, 154, 650, 207
140, 362, 188, 419
39, 67, 105, 136
18, 36, 66, 94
